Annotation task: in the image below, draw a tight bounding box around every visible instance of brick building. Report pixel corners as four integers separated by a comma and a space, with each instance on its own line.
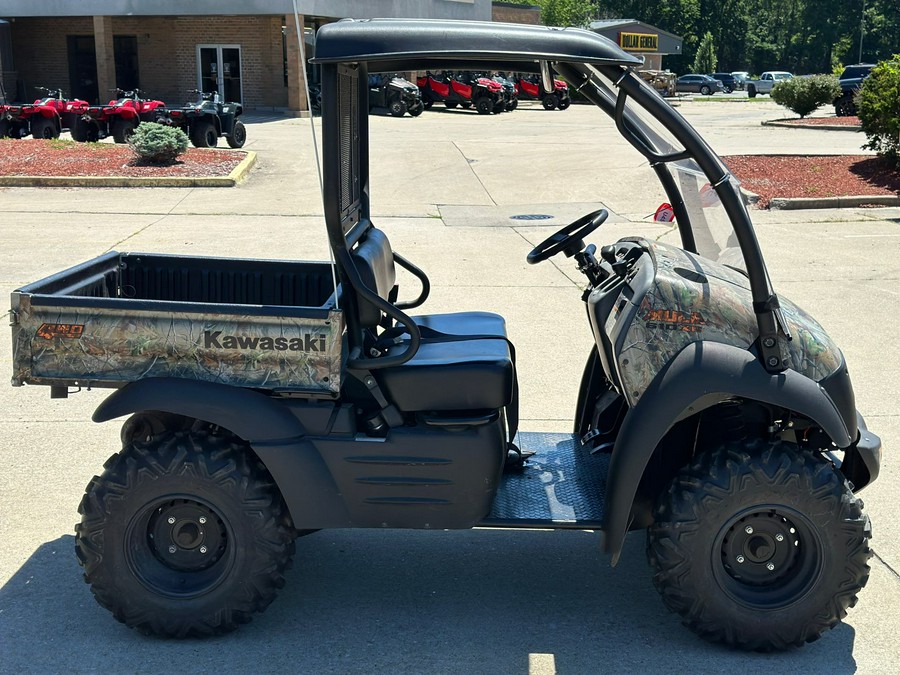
0, 1, 494, 113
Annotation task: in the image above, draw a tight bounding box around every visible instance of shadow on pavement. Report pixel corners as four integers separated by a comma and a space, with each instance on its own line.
0, 530, 858, 673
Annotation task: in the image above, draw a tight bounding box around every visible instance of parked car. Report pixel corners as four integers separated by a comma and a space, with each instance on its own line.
709, 73, 738, 93
731, 71, 750, 90
834, 63, 875, 116
746, 71, 793, 98
675, 74, 724, 95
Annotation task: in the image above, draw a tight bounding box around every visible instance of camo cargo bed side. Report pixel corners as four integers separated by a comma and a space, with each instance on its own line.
10, 251, 344, 394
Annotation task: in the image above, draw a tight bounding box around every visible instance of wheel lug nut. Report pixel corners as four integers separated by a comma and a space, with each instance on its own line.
766, 562, 775, 571
744, 526, 754, 534
736, 555, 745, 563
167, 516, 176, 524
199, 517, 207, 524
775, 533, 784, 542
200, 546, 208, 554
168, 545, 177, 554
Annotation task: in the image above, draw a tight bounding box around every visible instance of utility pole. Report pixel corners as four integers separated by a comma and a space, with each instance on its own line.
858, 0, 865, 63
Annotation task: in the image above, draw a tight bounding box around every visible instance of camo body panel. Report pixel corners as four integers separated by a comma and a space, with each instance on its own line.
11, 297, 343, 393
617, 240, 842, 404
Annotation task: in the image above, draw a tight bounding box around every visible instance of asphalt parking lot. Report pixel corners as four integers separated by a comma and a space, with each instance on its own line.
1, 98, 898, 673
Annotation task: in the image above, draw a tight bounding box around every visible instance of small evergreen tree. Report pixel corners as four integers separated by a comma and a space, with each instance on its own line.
692, 32, 718, 74
128, 122, 189, 165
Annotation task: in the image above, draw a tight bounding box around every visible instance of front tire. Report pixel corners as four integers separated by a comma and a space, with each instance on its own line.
647, 440, 871, 650
226, 119, 246, 148
76, 431, 295, 637
389, 100, 408, 117
475, 96, 493, 115
700, 85, 712, 95
542, 93, 559, 110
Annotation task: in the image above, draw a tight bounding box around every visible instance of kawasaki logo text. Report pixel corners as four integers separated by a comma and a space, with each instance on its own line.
203, 331, 327, 352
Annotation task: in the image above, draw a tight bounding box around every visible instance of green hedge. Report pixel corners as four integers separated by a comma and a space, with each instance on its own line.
771, 75, 841, 118
857, 57, 900, 166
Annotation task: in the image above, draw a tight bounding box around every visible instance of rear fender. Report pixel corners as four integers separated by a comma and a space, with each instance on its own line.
93, 377, 350, 527
603, 341, 852, 564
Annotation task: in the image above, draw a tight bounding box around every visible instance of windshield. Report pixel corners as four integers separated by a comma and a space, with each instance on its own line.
580, 65, 747, 271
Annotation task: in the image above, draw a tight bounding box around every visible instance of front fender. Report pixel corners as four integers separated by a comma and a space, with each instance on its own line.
603, 341, 852, 564
93, 377, 305, 442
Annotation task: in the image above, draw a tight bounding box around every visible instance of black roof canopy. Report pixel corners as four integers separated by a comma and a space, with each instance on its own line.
311, 19, 642, 72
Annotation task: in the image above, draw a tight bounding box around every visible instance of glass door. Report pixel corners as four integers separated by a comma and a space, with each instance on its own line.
197, 45, 243, 102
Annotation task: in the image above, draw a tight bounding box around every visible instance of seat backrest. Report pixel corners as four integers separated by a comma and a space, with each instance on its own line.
349, 227, 396, 327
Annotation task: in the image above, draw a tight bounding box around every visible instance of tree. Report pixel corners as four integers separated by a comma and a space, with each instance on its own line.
532, 0, 597, 27
692, 31, 717, 73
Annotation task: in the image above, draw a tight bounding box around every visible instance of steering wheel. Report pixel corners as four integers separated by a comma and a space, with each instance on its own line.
526, 209, 609, 265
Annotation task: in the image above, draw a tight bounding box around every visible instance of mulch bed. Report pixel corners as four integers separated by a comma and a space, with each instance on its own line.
771, 116, 861, 127
723, 154, 900, 208
0, 138, 245, 177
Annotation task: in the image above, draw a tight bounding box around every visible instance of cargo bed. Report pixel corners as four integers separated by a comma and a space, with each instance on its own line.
10, 252, 343, 393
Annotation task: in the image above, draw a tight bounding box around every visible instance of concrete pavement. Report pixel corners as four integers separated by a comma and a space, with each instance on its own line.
1, 98, 897, 673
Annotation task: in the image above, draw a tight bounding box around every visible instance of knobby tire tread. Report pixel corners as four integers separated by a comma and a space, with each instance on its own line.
75, 431, 295, 638
646, 439, 871, 651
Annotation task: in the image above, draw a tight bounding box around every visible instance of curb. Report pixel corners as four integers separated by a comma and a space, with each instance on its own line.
740, 185, 900, 210
0, 151, 257, 188
768, 194, 900, 210
761, 119, 861, 131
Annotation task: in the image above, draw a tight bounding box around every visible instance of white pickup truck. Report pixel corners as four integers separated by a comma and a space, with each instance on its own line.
747, 71, 793, 97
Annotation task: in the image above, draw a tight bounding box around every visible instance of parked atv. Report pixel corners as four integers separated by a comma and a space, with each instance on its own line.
417, 71, 504, 114
368, 73, 424, 117
156, 90, 245, 148
72, 89, 168, 144
491, 74, 519, 111
10, 19, 881, 651
515, 73, 571, 110
0, 87, 89, 140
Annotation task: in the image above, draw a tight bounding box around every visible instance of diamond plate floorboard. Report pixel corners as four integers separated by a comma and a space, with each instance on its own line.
485, 431, 609, 525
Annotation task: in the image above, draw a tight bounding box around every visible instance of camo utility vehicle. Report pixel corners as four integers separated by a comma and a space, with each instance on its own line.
9, 20, 880, 651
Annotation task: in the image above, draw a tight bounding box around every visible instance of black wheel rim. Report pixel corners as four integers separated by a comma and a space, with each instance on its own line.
712, 506, 824, 609
125, 495, 234, 598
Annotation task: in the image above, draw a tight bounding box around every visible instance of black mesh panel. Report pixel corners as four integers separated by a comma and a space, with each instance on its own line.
338, 67, 360, 230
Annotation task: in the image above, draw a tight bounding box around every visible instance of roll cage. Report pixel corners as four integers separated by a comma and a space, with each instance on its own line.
311, 19, 791, 375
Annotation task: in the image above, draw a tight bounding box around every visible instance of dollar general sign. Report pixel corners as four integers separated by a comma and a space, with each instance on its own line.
619, 32, 658, 51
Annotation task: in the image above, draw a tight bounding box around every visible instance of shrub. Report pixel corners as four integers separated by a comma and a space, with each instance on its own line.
771, 75, 841, 118
857, 57, 900, 166
128, 122, 189, 164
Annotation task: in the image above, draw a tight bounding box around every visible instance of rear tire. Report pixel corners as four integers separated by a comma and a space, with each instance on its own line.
748, 85, 757, 98
30, 116, 59, 140
647, 439, 871, 651
75, 431, 295, 637
835, 95, 856, 117
542, 93, 559, 110
191, 120, 218, 148
71, 117, 100, 142
0, 120, 9, 138
226, 120, 246, 148
444, 100, 458, 109
111, 118, 137, 144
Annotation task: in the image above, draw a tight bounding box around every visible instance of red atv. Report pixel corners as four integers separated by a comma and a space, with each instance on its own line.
0, 87, 89, 140
416, 71, 504, 114
73, 89, 168, 143
514, 74, 571, 110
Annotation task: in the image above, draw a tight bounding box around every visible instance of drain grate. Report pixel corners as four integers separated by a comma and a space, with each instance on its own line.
510, 214, 554, 221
